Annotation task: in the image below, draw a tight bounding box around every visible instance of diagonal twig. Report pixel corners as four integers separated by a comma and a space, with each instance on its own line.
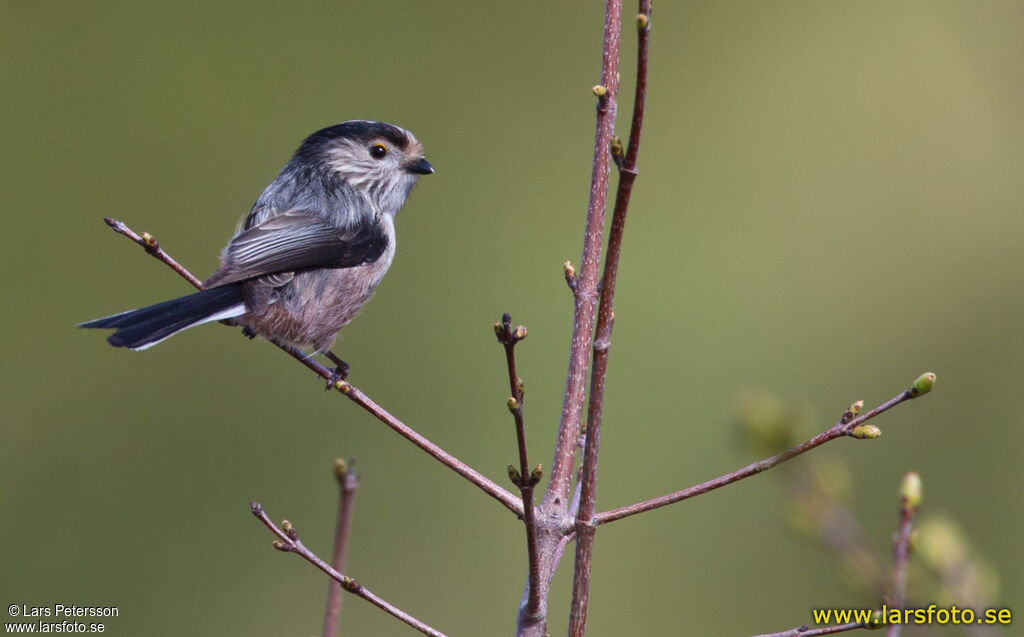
250, 502, 446, 637
593, 377, 934, 526
747, 621, 868, 637
101, 218, 523, 518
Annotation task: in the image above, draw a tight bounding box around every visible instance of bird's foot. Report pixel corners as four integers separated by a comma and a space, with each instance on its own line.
324, 351, 350, 390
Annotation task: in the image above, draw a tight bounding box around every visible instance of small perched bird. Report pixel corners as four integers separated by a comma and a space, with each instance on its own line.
81, 120, 433, 372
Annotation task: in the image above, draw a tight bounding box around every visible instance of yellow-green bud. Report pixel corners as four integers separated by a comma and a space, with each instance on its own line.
507, 464, 521, 485
900, 471, 922, 509
850, 424, 882, 439
849, 399, 864, 415
507, 396, 519, 413
637, 13, 649, 29
334, 458, 348, 480
592, 84, 608, 97
911, 372, 936, 396
866, 609, 886, 629
611, 135, 624, 158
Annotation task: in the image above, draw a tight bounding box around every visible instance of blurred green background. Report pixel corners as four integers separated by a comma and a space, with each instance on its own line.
2, 1, 1021, 635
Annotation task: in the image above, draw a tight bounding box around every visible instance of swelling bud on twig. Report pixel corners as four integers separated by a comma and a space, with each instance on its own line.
334, 458, 349, 481
507, 397, 520, 413
592, 84, 608, 97
282, 519, 297, 540
867, 609, 886, 629
850, 424, 882, 439
507, 464, 522, 486
841, 399, 865, 424
900, 472, 922, 510
530, 463, 544, 485
636, 13, 649, 30
911, 372, 936, 396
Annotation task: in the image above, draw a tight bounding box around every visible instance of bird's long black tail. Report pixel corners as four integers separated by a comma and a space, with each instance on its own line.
79, 284, 247, 350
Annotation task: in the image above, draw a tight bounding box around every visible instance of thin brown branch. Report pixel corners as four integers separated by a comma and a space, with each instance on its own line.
323, 459, 360, 637
495, 315, 543, 625
330, 375, 523, 516
594, 385, 928, 526
250, 502, 446, 637
103, 218, 523, 518
103, 217, 204, 289
569, 4, 649, 635
544, 0, 623, 514
886, 473, 920, 637
748, 621, 867, 637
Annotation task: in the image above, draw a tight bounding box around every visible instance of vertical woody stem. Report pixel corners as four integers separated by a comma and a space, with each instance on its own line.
570, 3, 651, 635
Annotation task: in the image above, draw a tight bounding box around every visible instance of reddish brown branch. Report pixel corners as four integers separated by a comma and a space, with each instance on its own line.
250, 502, 446, 637
103, 218, 523, 518
748, 622, 867, 637
594, 387, 924, 526
569, 3, 650, 635
544, 0, 623, 514
495, 315, 543, 624
103, 217, 204, 290
886, 473, 920, 637
323, 459, 360, 637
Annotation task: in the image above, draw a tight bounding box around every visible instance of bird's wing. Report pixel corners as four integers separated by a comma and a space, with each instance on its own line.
203, 209, 388, 287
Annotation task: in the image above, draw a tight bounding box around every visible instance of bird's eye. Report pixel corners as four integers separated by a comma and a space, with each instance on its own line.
369, 144, 388, 159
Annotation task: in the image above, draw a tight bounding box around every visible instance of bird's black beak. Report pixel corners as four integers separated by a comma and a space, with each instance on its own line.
406, 157, 434, 175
